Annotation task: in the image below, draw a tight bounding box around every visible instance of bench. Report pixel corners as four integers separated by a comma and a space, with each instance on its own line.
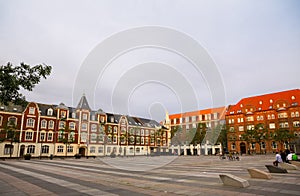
265, 165, 287, 173
247, 168, 272, 179
219, 174, 250, 188
279, 163, 298, 170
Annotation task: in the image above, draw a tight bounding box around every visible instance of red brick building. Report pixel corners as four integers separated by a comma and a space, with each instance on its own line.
226, 89, 300, 154
0, 95, 168, 158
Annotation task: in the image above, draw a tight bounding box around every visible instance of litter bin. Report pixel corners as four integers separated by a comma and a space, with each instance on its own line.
50, 154, 53, 160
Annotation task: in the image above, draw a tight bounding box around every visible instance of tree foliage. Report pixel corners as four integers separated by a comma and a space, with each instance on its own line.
0, 62, 52, 106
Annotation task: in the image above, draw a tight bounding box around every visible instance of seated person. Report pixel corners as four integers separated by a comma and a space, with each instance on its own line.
273, 151, 283, 166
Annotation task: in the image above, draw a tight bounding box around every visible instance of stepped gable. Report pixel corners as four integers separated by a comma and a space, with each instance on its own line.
227, 89, 300, 115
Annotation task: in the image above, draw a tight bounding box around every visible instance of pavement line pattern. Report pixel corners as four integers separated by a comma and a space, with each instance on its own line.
0, 163, 117, 196
1, 155, 300, 196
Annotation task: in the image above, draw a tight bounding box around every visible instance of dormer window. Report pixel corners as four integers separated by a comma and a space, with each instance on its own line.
110, 116, 114, 122
61, 111, 66, 118
292, 96, 295, 100
82, 113, 88, 120
29, 107, 35, 115
47, 108, 53, 116
72, 113, 76, 119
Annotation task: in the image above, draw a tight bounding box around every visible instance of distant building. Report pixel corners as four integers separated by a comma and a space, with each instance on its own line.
226, 89, 300, 154
163, 107, 226, 155
0, 95, 169, 158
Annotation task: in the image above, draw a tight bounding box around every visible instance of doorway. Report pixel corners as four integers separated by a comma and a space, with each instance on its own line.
79, 147, 86, 157
240, 142, 246, 154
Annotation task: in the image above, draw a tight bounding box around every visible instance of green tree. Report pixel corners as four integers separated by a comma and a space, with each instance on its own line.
0, 62, 52, 106
241, 128, 258, 154
273, 129, 296, 150
253, 124, 269, 153
0, 121, 20, 157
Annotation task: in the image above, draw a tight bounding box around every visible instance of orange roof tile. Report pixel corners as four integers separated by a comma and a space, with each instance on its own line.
169, 106, 226, 120
226, 89, 300, 115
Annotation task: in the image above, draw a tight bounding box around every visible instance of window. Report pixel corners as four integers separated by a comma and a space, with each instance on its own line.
69, 122, 76, 130
80, 132, 87, 142
98, 146, 103, 153
47, 108, 53, 116
113, 126, 117, 134
26, 118, 35, 128
113, 135, 117, 143
267, 115, 271, 120
91, 133, 97, 143
107, 135, 112, 143
59, 121, 65, 129
185, 117, 189, 123
41, 145, 49, 154
251, 143, 256, 149
261, 142, 266, 149
57, 145, 64, 153
29, 107, 35, 115
4, 144, 13, 155
27, 145, 35, 154
99, 134, 104, 142
48, 120, 54, 129
278, 112, 288, 118
68, 132, 75, 141
67, 146, 73, 153
81, 123, 87, 130
129, 147, 134, 153
291, 112, 295, 117
91, 124, 97, 132
100, 116, 105, 123
231, 143, 236, 150
296, 111, 299, 117
83, 113, 88, 120
238, 126, 244, 132
91, 115, 95, 121
61, 111, 66, 118
293, 121, 300, 127
141, 137, 144, 145
58, 130, 64, 141
40, 132, 46, 142
72, 112, 76, 118
90, 147, 96, 153
229, 127, 235, 132
0, 115, 2, 126
41, 120, 47, 128
47, 132, 53, 141
246, 116, 254, 122
141, 129, 144, 136
110, 116, 114, 122
279, 122, 289, 128
269, 123, 275, 129
247, 125, 254, 130
25, 131, 33, 140
145, 130, 149, 136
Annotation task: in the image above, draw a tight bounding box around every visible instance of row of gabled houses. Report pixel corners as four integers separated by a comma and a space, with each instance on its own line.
164, 89, 300, 155
0, 95, 169, 158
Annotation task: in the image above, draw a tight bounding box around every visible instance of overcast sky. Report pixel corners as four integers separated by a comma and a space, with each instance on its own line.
0, 0, 299, 121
